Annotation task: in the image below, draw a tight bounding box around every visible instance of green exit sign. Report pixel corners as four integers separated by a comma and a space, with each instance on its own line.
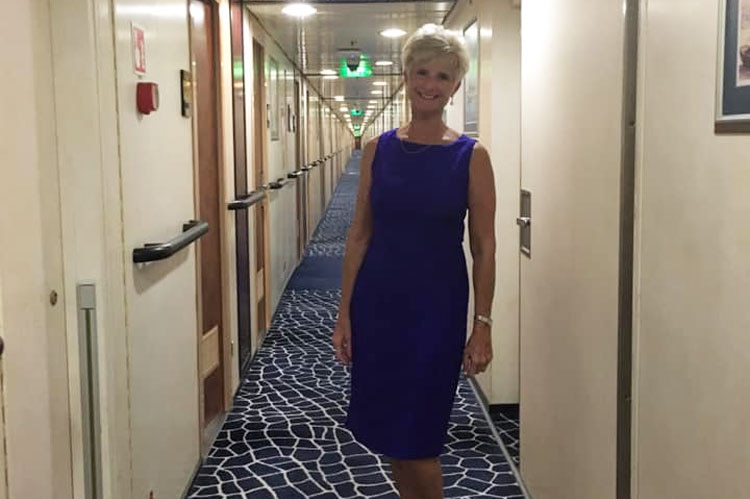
339, 59, 373, 78
350, 109, 363, 117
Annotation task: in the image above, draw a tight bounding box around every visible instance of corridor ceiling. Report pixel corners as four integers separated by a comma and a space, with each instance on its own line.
244, 0, 455, 128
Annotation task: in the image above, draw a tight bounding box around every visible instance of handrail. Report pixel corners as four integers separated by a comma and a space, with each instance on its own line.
132, 220, 209, 263
287, 171, 304, 179
228, 189, 265, 210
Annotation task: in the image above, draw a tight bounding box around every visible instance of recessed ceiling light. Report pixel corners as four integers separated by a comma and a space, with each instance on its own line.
334, 96, 345, 101
282, 3, 317, 18
371, 90, 383, 95
373, 81, 387, 86
369, 100, 378, 103
375, 60, 394, 66
323, 75, 338, 80
340, 106, 348, 112
380, 28, 406, 38
320, 69, 336, 75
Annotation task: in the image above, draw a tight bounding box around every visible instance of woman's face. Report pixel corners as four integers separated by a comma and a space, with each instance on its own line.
404, 57, 460, 114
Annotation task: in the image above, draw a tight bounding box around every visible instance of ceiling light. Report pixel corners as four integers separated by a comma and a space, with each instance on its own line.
340, 106, 348, 112
380, 28, 406, 38
369, 100, 378, 103
334, 95, 345, 101
371, 90, 383, 95
282, 3, 317, 18
323, 75, 338, 80
320, 69, 336, 75
375, 60, 394, 66
373, 81, 387, 86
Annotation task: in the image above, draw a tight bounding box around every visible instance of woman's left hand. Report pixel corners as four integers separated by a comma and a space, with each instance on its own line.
463, 325, 493, 377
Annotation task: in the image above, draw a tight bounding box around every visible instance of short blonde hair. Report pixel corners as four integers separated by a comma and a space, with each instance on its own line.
401, 24, 470, 81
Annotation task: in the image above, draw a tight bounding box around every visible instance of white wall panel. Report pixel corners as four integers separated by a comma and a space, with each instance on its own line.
633, 1, 750, 497
0, 1, 72, 497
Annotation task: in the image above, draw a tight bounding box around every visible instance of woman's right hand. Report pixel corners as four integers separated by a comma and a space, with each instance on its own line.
332, 315, 352, 365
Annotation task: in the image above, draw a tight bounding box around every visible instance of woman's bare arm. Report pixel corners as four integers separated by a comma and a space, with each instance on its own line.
332, 137, 378, 363
464, 142, 497, 376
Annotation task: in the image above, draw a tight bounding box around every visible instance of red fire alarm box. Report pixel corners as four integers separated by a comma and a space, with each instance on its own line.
136, 82, 159, 115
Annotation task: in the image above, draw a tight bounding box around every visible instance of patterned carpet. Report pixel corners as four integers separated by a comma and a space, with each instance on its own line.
489, 405, 520, 466
187, 152, 524, 498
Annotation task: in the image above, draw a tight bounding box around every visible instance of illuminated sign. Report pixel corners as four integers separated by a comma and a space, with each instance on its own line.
339, 59, 373, 78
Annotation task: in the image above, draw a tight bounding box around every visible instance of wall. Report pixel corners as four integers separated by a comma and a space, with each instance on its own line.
633, 0, 750, 497
444, 0, 522, 404
0, 0, 72, 497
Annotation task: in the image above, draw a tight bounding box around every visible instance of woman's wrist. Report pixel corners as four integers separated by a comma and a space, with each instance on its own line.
473, 313, 492, 328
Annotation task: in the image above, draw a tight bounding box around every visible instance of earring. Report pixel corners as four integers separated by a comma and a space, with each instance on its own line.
450, 95, 454, 106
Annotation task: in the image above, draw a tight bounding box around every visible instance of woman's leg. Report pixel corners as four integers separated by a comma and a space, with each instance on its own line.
390, 458, 443, 499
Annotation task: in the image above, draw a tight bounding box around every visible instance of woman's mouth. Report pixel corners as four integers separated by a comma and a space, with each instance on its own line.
416, 91, 439, 101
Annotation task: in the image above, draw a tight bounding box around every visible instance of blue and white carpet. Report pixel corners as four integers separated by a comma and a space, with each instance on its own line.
187, 153, 524, 498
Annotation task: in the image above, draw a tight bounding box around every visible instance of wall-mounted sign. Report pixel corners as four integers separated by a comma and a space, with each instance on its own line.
131, 23, 147, 75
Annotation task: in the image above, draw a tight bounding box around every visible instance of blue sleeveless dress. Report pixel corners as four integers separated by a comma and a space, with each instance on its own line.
347, 128, 477, 459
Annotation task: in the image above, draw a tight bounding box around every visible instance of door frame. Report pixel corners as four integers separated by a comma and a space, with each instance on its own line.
251, 36, 272, 342
188, 0, 233, 440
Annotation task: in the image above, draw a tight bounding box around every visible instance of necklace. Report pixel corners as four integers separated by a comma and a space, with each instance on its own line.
399, 139, 433, 154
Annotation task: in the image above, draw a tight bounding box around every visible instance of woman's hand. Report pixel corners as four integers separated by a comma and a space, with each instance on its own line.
332, 315, 352, 365
463, 325, 493, 377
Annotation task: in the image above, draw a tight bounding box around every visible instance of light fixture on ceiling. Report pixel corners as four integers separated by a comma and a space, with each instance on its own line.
375, 60, 394, 66
369, 100, 378, 103
320, 69, 336, 75
380, 28, 406, 38
282, 2, 317, 18
334, 95, 345, 101
323, 75, 339, 80
371, 90, 383, 95
340, 106, 348, 112
372, 81, 387, 86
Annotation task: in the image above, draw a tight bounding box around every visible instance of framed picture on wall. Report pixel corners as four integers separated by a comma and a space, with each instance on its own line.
463, 20, 479, 137
268, 57, 280, 140
716, 0, 750, 132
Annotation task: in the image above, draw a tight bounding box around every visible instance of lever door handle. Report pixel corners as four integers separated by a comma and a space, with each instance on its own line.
516, 217, 531, 227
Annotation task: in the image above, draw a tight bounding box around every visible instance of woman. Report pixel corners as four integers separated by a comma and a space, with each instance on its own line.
332, 24, 496, 499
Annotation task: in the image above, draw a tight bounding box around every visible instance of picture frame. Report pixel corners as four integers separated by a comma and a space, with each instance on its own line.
268, 57, 280, 140
715, 0, 750, 132
463, 20, 479, 137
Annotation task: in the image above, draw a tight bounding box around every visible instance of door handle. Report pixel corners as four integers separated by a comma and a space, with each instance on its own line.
516, 217, 531, 227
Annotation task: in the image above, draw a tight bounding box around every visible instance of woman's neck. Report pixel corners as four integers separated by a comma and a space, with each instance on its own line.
404, 115, 447, 142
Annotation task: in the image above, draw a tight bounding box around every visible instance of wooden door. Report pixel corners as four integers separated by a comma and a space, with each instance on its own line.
252, 39, 269, 340
230, 1, 252, 373
190, 0, 226, 428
